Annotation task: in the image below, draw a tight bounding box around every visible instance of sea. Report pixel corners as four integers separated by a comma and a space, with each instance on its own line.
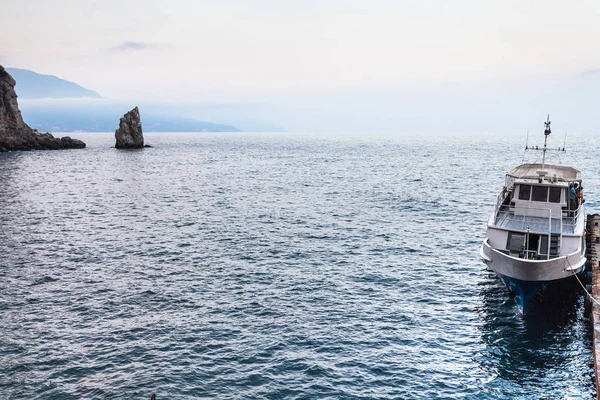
0, 131, 598, 399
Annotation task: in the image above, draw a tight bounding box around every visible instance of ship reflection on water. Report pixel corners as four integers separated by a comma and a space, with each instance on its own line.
475, 270, 594, 396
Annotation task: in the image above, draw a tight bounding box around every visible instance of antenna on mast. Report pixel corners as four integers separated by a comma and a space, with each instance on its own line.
522, 129, 530, 163
541, 115, 551, 169
524, 115, 564, 168
544, 114, 551, 136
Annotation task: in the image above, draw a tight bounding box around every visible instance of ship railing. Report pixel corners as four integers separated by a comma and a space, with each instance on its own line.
494, 203, 553, 224
494, 203, 582, 236
493, 193, 512, 221
562, 204, 584, 233
559, 216, 563, 254
493, 194, 503, 217
494, 204, 510, 226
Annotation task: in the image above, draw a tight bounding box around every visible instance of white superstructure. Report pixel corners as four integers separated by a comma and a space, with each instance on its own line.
481, 164, 586, 277
480, 117, 586, 312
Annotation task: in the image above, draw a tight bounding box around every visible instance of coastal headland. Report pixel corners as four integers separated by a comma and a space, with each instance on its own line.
0, 65, 85, 152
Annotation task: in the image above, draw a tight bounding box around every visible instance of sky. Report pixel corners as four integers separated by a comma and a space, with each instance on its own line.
1, 0, 600, 132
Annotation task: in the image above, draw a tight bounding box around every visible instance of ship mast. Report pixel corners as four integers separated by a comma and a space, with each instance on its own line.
524, 114, 563, 179
542, 114, 551, 169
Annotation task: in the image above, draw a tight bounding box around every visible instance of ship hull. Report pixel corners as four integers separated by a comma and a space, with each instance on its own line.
480, 239, 586, 313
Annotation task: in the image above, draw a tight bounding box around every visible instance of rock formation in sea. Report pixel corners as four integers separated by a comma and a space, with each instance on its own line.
0, 65, 86, 152
115, 106, 145, 149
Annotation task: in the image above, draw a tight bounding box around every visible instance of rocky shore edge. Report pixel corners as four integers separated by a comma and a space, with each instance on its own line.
0, 65, 86, 152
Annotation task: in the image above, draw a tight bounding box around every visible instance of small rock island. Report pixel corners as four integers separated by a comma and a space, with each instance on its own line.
115, 107, 145, 149
0, 65, 85, 152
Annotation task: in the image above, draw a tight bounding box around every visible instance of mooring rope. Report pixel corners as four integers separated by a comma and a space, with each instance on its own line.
566, 257, 600, 307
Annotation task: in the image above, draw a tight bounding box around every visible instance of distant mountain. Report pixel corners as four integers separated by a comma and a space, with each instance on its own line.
218, 117, 286, 132
578, 68, 600, 78
6, 67, 102, 99
142, 115, 240, 132
17, 100, 240, 132
7, 68, 287, 132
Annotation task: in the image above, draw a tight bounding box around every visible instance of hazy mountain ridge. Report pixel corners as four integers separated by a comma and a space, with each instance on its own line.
21, 102, 240, 132
7, 68, 102, 99
9, 67, 245, 132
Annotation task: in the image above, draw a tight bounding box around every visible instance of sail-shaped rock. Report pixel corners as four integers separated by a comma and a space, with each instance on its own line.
115, 107, 144, 149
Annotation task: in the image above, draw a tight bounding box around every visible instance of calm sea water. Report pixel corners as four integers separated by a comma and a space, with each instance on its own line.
1, 132, 598, 399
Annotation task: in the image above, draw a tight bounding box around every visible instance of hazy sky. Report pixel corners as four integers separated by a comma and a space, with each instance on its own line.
2, 0, 599, 99
2, 0, 600, 131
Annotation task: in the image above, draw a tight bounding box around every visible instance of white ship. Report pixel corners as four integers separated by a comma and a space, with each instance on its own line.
480, 116, 586, 313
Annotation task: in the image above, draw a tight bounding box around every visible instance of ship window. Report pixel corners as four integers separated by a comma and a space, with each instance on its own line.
518, 184, 531, 200
549, 187, 561, 203
532, 186, 548, 202
508, 233, 525, 251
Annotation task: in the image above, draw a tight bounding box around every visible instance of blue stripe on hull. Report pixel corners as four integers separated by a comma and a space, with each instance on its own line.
498, 275, 548, 313
497, 272, 585, 314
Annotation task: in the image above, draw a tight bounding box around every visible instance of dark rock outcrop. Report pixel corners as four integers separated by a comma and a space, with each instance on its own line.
0, 65, 85, 152
115, 107, 144, 149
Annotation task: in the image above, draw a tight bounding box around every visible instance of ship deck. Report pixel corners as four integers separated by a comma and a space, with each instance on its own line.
495, 208, 576, 235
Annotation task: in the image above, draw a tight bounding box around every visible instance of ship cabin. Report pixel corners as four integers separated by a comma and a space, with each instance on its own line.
490, 163, 583, 260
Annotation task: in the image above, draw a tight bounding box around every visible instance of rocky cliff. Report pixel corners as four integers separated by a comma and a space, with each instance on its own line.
0, 65, 85, 152
115, 106, 144, 149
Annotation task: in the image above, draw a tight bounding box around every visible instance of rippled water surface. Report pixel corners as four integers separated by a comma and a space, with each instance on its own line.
1, 132, 598, 399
